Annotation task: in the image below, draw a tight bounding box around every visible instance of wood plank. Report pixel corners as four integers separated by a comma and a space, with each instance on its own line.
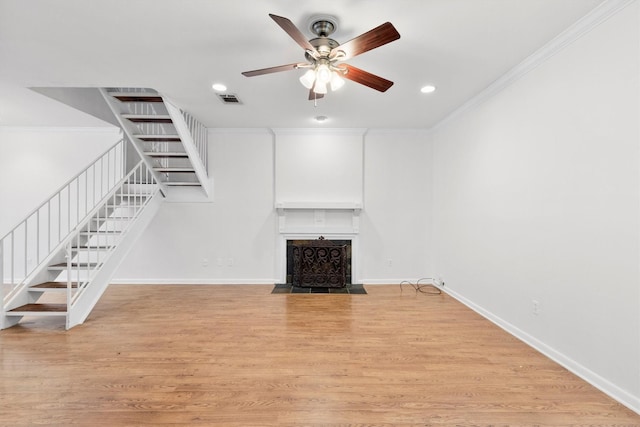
110, 93, 163, 103
144, 152, 189, 158
30, 282, 79, 289
8, 303, 66, 313
122, 114, 172, 123
153, 167, 195, 173
0, 285, 637, 425
134, 134, 181, 142
48, 262, 100, 269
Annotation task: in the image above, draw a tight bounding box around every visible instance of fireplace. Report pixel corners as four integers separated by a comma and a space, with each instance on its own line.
286, 238, 352, 288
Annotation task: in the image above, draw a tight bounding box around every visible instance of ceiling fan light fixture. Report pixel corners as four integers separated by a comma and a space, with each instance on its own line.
315, 63, 332, 84
330, 72, 345, 91
299, 69, 316, 89
314, 80, 328, 94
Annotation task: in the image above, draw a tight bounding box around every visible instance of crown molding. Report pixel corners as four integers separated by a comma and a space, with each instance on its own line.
208, 128, 273, 135
0, 126, 119, 133
430, 0, 636, 133
270, 128, 368, 136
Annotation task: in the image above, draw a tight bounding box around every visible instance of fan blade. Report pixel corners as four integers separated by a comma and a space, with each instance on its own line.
331, 22, 400, 61
308, 89, 324, 101
242, 63, 301, 77
269, 14, 317, 53
342, 64, 394, 92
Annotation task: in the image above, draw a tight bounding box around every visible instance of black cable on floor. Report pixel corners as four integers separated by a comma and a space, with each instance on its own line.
399, 277, 442, 295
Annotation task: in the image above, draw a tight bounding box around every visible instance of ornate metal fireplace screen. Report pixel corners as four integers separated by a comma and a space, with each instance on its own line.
290, 237, 349, 288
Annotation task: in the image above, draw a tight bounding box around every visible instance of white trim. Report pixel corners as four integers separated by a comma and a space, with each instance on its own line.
110, 278, 277, 285
270, 128, 367, 136
362, 278, 434, 285
276, 201, 362, 211
208, 128, 273, 135
275, 202, 362, 233
430, 0, 636, 133
0, 126, 119, 133
365, 128, 431, 136
441, 285, 640, 416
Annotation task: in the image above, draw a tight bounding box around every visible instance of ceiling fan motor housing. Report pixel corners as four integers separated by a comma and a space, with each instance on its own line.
306, 37, 340, 60
304, 15, 341, 61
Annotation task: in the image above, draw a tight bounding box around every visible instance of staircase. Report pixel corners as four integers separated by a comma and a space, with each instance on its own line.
99, 88, 211, 199
1, 141, 162, 330
1, 88, 210, 330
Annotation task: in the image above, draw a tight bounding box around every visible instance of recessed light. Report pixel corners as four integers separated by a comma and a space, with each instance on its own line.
420, 85, 436, 94
212, 83, 227, 92
314, 115, 329, 123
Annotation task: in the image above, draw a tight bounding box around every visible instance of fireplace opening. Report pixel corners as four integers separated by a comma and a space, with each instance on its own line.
286, 238, 352, 287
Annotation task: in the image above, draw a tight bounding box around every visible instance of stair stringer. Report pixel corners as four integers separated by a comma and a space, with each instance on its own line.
66, 191, 162, 329
163, 99, 211, 197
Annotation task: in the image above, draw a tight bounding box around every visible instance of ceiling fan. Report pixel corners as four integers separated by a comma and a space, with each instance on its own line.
242, 14, 401, 100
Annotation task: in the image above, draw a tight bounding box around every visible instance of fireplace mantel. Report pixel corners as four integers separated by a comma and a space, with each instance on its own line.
275, 202, 362, 234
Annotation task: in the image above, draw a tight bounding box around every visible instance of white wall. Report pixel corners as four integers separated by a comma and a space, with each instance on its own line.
361, 130, 433, 282
0, 127, 121, 236
431, 2, 639, 410
115, 130, 277, 283
114, 128, 433, 284
275, 130, 364, 204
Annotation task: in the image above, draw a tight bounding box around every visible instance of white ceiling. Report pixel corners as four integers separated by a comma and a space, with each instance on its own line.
0, 0, 605, 129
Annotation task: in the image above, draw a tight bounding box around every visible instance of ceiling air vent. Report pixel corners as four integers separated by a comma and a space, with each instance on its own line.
217, 93, 242, 104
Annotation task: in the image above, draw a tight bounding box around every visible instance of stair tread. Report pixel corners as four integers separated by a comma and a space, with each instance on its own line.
165, 182, 202, 186
80, 230, 122, 234
144, 152, 188, 157
31, 282, 79, 289
49, 262, 101, 268
72, 245, 112, 249
110, 92, 163, 102
9, 303, 67, 313
134, 135, 182, 144
133, 133, 180, 139
122, 114, 172, 123
153, 167, 195, 172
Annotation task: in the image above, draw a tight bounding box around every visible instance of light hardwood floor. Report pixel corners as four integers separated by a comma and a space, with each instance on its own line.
1, 285, 638, 426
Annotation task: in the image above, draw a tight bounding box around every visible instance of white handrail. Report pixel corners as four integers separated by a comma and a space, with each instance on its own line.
180, 109, 209, 173
1, 139, 125, 302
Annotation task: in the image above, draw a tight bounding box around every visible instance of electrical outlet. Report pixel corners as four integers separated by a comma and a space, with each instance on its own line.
202, 258, 209, 267
386, 259, 393, 267
532, 300, 540, 315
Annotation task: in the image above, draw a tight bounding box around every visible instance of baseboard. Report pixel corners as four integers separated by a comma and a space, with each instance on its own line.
109, 278, 277, 285
361, 278, 436, 285
441, 285, 640, 416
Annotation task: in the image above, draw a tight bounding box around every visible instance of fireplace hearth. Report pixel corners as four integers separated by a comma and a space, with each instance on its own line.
286, 238, 352, 288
